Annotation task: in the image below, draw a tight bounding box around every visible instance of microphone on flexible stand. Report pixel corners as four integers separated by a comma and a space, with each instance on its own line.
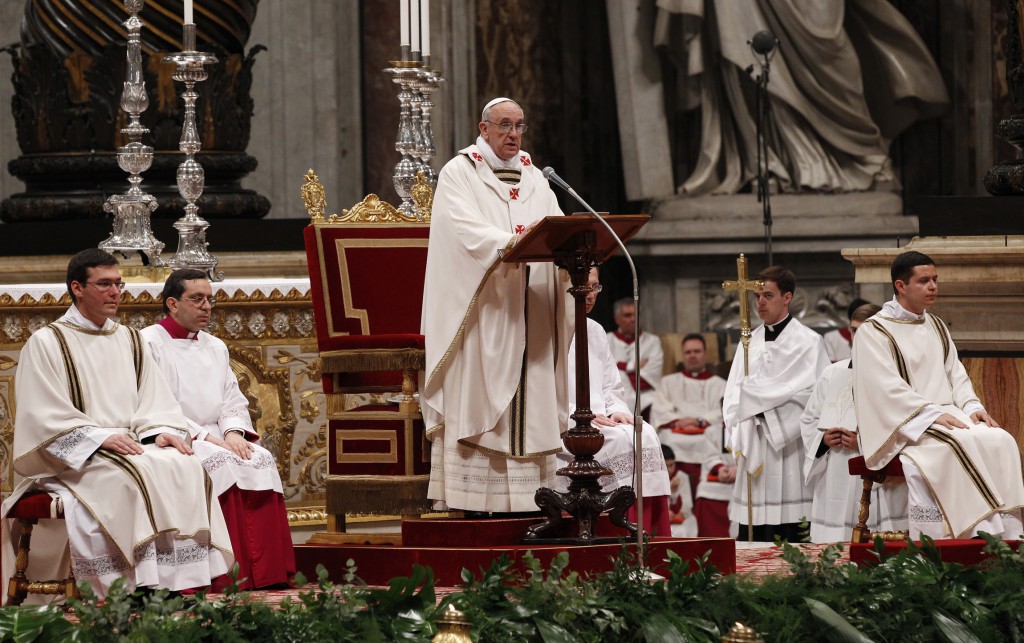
745, 30, 777, 265
542, 165, 648, 559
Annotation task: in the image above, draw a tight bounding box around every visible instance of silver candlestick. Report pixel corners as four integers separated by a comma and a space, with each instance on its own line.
386, 61, 422, 217
414, 61, 442, 190
163, 23, 222, 281
99, 0, 165, 265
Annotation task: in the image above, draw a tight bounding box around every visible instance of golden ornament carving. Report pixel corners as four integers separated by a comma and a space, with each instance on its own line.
333, 193, 419, 223
301, 169, 328, 223
411, 171, 433, 222
228, 343, 298, 485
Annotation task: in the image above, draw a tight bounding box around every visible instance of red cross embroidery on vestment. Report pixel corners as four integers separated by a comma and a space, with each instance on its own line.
510, 188, 520, 200
515, 224, 525, 234
521, 156, 531, 166
472, 153, 483, 162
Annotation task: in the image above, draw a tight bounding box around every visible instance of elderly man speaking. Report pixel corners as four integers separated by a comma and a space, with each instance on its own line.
420, 97, 573, 516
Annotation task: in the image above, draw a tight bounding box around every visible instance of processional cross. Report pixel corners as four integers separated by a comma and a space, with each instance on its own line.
722, 254, 763, 376
722, 254, 763, 542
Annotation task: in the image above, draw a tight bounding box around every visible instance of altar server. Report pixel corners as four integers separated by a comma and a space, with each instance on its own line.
558, 268, 672, 535
801, 304, 907, 542
854, 251, 1024, 540
723, 265, 830, 542
142, 269, 294, 589
607, 298, 664, 421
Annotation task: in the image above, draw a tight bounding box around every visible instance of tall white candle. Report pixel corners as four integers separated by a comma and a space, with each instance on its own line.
421, 0, 430, 57
410, 0, 420, 53
400, 0, 410, 47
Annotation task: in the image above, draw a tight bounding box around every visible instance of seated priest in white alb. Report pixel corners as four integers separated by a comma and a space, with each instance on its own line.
557, 268, 672, 535
854, 251, 1024, 540
2, 249, 233, 601
800, 304, 907, 543
142, 269, 295, 590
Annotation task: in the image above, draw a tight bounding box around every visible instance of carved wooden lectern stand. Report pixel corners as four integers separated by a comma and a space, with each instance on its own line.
502, 214, 650, 544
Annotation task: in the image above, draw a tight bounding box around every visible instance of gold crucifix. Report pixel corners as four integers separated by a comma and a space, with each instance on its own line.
722, 254, 763, 376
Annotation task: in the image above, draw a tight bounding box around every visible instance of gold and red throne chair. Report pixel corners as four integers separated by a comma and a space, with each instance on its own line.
301, 170, 434, 543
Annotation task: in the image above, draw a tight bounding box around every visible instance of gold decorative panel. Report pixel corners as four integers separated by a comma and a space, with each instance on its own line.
0, 280, 327, 524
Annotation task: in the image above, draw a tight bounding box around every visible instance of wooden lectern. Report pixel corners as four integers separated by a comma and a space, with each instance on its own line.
502, 214, 650, 544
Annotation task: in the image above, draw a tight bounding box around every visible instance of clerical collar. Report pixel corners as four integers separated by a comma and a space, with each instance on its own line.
473, 136, 522, 170
881, 296, 925, 322
763, 314, 792, 342
158, 315, 199, 341
681, 368, 714, 380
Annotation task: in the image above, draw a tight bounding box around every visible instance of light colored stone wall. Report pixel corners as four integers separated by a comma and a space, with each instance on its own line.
247, 0, 362, 219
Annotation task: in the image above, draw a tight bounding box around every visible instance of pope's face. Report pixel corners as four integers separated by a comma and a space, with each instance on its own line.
71, 264, 122, 326
479, 101, 525, 160
681, 338, 707, 372
169, 278, 213, 332
896, 264, 938, 314
754, 280, 791, 325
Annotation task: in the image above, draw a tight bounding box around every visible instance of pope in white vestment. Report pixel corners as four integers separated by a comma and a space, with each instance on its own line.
800, 359, 908, 543
3, 305, 233, 600
854, 296, 1024, 540
421, 99, 573, 513
724, 272, 830, 541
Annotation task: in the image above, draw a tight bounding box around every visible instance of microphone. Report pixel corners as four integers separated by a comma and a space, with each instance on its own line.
750, 30, 777, 55
541, 166, 572, 194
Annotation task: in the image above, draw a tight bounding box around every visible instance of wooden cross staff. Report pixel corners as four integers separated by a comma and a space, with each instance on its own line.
722, 254, 763, 376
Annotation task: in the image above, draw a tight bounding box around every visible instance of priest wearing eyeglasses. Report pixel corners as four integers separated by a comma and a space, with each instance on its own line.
141, 268, 294, 590
3, 250, 234, 600
420, 97, 574, 515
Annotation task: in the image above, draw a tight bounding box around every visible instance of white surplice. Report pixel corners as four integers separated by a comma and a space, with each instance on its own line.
557, 318, 670, 497
724, 315, 830, 527
696, 423, 734, 503
140, 325, 283, 496
606, 331, 663, 413
800, 359, 907, 543
1, 306, 233, 601
853, 298, 1024, 539
421, 144, 573, 512
651, 370, 727, 465
823, 328, 852, 362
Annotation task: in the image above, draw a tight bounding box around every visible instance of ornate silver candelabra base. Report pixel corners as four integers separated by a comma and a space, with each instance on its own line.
100, 0, 165, 265
164, 24, 222, 281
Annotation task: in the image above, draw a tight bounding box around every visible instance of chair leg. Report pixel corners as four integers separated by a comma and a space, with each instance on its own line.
7, 518, 36, 606
852, 478, 874, 544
